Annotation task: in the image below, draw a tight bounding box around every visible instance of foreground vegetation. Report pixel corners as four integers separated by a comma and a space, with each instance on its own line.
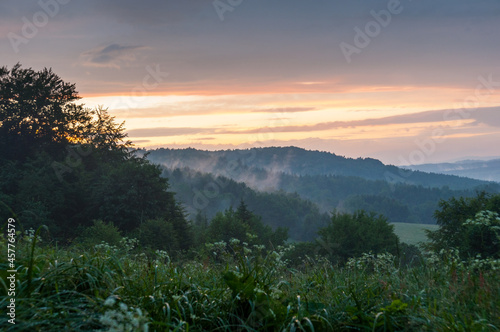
1, 230, 499, 331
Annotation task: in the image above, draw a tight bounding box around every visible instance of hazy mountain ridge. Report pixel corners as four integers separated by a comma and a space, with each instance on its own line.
144, 147, 500, 229
402, 158, 500, 183
146, 147, 497, 190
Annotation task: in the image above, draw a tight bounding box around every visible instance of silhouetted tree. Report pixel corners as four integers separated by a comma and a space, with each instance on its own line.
0, 64, 190, 244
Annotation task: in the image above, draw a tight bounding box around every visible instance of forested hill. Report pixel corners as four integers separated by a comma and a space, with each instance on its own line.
146, 147, 498, 191
162, 168, 330, 241
144, 147, 500, 227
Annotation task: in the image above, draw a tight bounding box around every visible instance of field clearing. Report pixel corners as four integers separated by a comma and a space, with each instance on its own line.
392, 222, 439, 245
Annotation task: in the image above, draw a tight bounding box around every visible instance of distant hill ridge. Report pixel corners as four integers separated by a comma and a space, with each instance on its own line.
143, 146, 500, 227
146, 146, 497, 191
403, 158, 500, 183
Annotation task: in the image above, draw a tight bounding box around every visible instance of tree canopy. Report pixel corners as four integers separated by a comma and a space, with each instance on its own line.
0, 64, 190, 246
0, 63, 132, 162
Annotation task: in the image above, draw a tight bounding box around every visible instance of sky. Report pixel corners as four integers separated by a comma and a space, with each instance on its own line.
1, 0, 500, 165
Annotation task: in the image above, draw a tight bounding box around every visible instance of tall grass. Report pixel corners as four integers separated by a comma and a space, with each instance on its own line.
1, 233, 499, 331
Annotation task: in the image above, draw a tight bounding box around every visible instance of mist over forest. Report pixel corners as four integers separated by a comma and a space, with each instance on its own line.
144, 147, 499, 240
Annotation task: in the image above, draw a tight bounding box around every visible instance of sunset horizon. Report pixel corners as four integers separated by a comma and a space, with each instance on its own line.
2, 0, 499, 165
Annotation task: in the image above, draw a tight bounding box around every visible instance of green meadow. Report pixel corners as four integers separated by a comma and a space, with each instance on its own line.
1, 231, 499, 331
391, 223, 439, 245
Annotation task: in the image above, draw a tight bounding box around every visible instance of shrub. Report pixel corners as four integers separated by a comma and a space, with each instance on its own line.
316, 210, 399, 264
427, 192, 500, 259
77, 220, 122, 248
137, 218, 179, 253
462, 210, 500, 259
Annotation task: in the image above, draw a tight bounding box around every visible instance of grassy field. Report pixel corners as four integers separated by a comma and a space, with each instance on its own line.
1, 233, 499, 331
391, 222, 439, 245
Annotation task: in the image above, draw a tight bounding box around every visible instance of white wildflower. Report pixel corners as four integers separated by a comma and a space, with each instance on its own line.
104, 296, 117, 307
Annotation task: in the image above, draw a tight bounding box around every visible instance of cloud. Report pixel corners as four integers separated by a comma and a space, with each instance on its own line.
127, 127, 215, 137
80, 43, 147, 68
122, 106, 499, 142
214, 106, 500, 135
469, 107, 500, 127
194, 137, 216, 141
216, 109, 448, 135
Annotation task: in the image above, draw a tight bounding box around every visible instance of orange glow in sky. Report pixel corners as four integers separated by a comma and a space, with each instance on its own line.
3, 1, 499, 164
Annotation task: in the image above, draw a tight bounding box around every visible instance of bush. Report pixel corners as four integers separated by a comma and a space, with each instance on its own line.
398, 242, 422, 267
316, 210, 399, 264
137, 218, 179, 253
427, 192, 500, 259
77, 220, 122, 247
462, 210, 500, 259
206, 201, 288, 249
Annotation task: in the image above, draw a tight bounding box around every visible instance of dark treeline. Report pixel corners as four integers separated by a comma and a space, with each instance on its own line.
0, 64, 190, 251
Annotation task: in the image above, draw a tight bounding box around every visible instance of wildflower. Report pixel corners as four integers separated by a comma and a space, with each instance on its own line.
100, 298, 149, 331
246, 233, 258, 240
255, 288, 266, 295
253, 244, 265, 251
104, 296, 117, 307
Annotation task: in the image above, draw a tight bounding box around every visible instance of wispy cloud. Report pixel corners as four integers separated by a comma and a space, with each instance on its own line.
127, 127, 215, 138
213, 107, 499, 135
469, 107, 500, 127
80, 43, 147, 68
